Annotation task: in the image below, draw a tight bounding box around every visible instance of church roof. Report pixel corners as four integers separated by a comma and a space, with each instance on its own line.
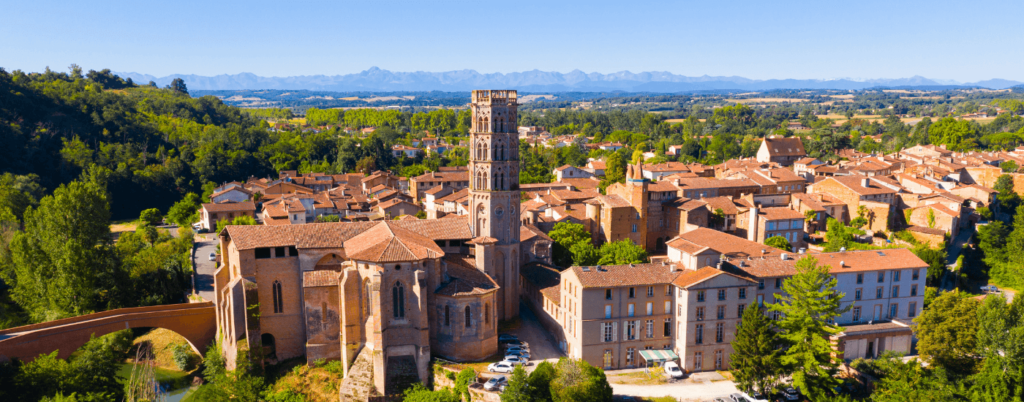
224, 216, 473, 250
344, 221, 445, 263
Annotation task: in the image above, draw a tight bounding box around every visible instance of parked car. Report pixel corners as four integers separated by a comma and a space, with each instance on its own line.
663, 362, 684, 379
505, 345, 529, 354
730, 393, 751, 402
713, 398, 729, 402
503, 339, 526, 347
498, 334, 518, 343
781, 387, 800, 401
503, 355, 529, 366
209, 252, 217, 261
505, 350, 531, 360
484, 375, 507, 391
487, 362, 514, 373
742, 391, 769, 402
982, 285, 1001, 293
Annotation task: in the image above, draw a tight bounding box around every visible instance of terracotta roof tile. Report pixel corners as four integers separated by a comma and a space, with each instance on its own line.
203, 201, 256, 212
570, 263, 682, 288
673, 266, 756, 288
344, 221, 445, 263
303, 270, 340, 287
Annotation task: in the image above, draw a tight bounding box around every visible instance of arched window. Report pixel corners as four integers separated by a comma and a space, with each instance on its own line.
392, 282, 405, 318
444, 305, 450, 326
364, 279, 373, 317
272, 281, 283, 313
465, 306, 472, 327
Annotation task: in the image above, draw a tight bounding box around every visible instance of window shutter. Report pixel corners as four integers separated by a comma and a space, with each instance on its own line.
612, 322, 618, 342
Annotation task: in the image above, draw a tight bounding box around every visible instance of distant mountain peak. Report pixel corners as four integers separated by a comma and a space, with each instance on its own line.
112, 68, 1024, 92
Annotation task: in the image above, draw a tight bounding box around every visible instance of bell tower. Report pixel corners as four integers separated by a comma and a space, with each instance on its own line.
468, 90, 520, 320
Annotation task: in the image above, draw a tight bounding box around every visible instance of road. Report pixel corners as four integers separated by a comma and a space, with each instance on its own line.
940, 224, 975, 292
193, 233, 219, 302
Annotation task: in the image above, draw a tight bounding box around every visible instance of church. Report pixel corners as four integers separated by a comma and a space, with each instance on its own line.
213, 90, 538, 395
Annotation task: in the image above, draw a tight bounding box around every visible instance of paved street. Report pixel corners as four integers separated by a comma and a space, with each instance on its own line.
193, 233, 219, 302
940, 224, 976, 292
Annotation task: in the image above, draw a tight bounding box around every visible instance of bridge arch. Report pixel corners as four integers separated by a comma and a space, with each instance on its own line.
0, 302, 216, 362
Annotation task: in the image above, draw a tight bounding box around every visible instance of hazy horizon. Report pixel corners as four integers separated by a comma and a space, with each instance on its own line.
4, 0, 1024, 82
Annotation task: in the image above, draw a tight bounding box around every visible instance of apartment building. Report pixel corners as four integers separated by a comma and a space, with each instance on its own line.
560, 263, 680, 369
673, 267, 757, 372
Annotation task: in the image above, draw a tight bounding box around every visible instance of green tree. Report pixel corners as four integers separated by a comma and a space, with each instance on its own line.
550, 358, 612, 402
823, 218, 854, 252
169, 78, 188, 94
596, 239, 649, 265
730, 305, 784, 395
216, 215, 258, 234
528, 361, 556, 402
913, 291, 980, 374
869, 356, 956, 402
501, 365, 532, 402
767, 256, 850, 401
5, 180, 114, 321
549, 222, 593, 267
764, 236, 792, 251
167, 193, 201, 227
139, 208, 163, 226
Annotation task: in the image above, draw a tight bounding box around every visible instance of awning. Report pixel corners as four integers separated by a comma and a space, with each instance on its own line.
639, 349, 679, 363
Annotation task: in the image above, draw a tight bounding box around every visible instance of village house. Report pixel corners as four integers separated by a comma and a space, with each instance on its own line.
756, 136, 807, 166
810, 176, 898, 232
199, 201, 257, 231
553, 164, 595, 181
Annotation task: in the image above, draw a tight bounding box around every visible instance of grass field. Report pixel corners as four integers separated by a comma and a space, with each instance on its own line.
110, 219, 139, 234
132, 328, 200, 371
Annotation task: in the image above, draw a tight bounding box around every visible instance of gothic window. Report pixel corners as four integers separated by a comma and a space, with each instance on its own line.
392, 281, 405, 318
364, 280, 372, 317
465, 306, 472, 327
272, 281, 283, 313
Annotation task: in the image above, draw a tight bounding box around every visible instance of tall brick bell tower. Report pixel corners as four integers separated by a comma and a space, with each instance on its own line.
468, 90, 521, 321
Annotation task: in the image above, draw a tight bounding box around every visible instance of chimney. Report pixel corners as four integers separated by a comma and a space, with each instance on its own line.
748, 207, 760, 242
781, 253, 788, 260
861, 178, 870, 188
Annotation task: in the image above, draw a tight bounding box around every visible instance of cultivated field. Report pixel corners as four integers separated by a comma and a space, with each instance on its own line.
726, 98, 808, 104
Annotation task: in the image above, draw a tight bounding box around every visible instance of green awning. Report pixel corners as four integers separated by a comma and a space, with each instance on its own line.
639, 349, 678, 363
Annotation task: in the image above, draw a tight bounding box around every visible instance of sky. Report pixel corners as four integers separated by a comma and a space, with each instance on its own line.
3, 0, 1023, 82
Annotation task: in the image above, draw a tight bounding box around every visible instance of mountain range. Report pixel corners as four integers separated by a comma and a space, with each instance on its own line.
115, 67, 1024, 92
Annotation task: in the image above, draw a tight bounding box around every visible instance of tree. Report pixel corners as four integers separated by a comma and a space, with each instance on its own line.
167, 193, 201, 227
869, 356, 956, 402
550, 358, 612, 402
215, 215, 258, 234
730, 305, 784, 395
316, 215, 341, 223
913, 291, 980, 374
402, 384, 460, 402
139, 208, 163, 226
824, 218, 854, 252
764, 236, 792, 251
169, 78, 188, 95
767, 256, 850, 401
596, 239, 648, 265
1001, 160, 1019, 173
528, 361, 556, 402
501, 365, 532, 402
549, 222, 593, 267
5, 180, 115, 321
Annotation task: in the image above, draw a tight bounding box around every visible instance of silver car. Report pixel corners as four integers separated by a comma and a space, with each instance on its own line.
484, 375, 507, 391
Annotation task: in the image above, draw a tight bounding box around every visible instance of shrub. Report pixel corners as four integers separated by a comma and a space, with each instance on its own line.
171, 342, 196, 371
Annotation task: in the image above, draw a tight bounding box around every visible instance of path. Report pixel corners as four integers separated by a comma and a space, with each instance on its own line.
941, 224, 975, 291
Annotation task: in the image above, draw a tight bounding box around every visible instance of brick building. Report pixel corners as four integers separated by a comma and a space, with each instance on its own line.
214, 91, 534, 397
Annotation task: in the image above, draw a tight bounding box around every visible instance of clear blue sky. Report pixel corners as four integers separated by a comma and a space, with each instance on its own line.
3, 0, 1022, 82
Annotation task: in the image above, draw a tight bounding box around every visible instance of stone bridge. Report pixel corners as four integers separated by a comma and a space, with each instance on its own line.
0, 302, 216, 362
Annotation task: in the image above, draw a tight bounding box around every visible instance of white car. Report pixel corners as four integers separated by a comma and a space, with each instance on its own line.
484, 375, 507, 391
663, 362, 684, 379
503, 356, 528, 366
209, 252, 217, 261
487, 361, 514, 373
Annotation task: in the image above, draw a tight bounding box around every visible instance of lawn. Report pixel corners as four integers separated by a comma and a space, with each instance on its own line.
264, 358, 346, 402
